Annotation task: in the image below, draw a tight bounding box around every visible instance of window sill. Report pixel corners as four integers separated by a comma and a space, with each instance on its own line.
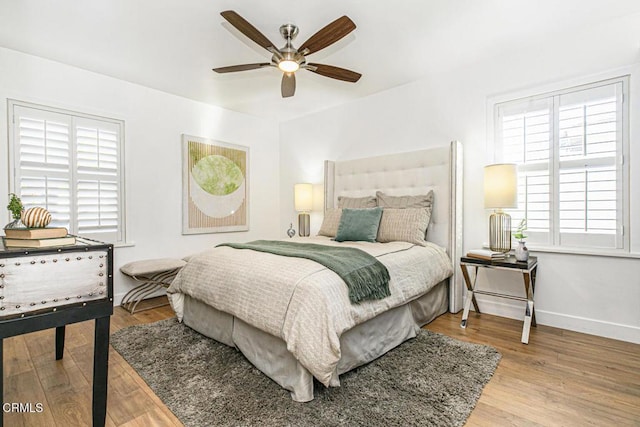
113, 241, 135, 249
482, 243, 640, 259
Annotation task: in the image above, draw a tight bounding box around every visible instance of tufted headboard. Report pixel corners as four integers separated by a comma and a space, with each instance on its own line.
324, 141, 463, 312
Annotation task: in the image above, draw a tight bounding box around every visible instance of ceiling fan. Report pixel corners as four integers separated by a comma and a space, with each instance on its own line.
213, 10, 362, 98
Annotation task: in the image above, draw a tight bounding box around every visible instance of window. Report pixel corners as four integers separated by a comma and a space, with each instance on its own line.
9, 100, 126, 244
494, 77, 629, 252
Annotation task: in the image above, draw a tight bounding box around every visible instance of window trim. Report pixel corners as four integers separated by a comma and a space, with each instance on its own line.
7, 99, 128, 245
488, 75, 631, 256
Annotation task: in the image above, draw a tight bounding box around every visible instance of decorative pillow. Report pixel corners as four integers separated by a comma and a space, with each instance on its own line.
377, 208, 431, 246
376, 190, 434, 209
318, 208, 342, 237
337, 195, 377, 209
334, 207, 383, 242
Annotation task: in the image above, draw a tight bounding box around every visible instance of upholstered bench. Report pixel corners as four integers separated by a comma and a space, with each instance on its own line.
120, 258, 186, 314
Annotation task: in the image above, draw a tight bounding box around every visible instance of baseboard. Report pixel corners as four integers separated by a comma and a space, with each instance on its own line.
474, 296, 640, 344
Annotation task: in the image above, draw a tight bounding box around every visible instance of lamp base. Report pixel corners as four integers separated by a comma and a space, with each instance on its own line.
489, 210, 512, 253
298, 213, 310, 237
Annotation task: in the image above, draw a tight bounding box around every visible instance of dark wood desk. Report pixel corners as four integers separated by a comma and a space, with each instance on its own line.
0, 237, 113, 426
459, 255, 538, 344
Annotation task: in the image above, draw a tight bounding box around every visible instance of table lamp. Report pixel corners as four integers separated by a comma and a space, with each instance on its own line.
294, 183, 313, 237
484, 164, 517, 253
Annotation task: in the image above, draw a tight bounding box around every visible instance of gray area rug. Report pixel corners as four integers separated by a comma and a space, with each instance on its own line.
111, 318, 501, 427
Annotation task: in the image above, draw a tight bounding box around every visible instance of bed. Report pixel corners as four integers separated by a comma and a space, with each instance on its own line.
168, 141, 463, 402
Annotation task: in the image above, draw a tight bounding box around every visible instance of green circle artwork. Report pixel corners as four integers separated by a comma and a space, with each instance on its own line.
190, 155, 245, 219
192, 155, 243, 195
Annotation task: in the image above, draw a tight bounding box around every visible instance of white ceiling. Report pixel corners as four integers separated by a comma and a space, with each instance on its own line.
1, 0, 639, 121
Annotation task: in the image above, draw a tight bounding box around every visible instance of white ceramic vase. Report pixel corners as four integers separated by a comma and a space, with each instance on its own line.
515, 241, 529, 262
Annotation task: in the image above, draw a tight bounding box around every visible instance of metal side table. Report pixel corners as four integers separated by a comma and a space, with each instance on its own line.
459, 255, 538, 344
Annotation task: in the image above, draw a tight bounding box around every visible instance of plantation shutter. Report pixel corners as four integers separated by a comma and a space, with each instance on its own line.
496, 98, 552, 246
14, 106, 73, 230
557, 83, 623, 249
494, 77, 627, 251
75, 118, 122, 241
11, 102, 125, 244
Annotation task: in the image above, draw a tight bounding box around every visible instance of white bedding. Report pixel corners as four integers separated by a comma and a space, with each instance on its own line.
167, 236, 453, 386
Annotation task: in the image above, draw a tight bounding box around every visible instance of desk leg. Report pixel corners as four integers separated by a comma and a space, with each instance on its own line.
1, 338, 3, 427
55, 326, 65, 360
460, 265, 480, 328
92, 316, 110, 427
521, 270, 535, 344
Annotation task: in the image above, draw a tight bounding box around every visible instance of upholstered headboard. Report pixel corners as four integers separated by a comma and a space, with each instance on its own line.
324, 141, 463, 312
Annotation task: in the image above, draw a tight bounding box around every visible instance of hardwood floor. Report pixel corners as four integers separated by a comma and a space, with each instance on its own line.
3, 297, 639, 426
426, 312, 640, 426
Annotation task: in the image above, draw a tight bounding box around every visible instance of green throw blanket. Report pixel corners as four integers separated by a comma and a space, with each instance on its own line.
217, 240, 391, 304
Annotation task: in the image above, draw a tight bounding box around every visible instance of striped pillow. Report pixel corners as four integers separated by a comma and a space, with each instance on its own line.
337, 195, 377, 208
376, 190, 434, 209
376, 208, 431, 246
318, 208, 342, 237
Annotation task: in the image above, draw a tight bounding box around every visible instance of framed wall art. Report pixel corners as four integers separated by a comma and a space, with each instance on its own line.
182, 134, 249, 234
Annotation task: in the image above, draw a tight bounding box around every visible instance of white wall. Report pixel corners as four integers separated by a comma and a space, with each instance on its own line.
280, 14, 640, 343
0, 47, 281, 303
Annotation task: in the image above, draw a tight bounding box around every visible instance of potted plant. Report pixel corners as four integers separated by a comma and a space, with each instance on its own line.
5, 193, 25, 229
513, 219, 529, 261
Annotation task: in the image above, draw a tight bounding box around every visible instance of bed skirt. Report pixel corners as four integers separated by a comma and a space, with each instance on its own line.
182, 280, 448, 402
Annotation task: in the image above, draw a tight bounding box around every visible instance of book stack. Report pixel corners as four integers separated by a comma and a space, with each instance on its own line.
466, 249, 507, 261
2, 227, 76, 248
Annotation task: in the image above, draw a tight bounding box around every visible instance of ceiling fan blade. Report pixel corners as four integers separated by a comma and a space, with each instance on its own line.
306, 63, 361, 82
298, 16, 356, 55
281, 73, 296, 98
220, 10, 278, 52
213, 63, 271, 73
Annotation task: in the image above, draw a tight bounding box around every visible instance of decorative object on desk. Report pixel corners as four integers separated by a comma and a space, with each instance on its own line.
515, 241, 529, 262
5, 193, 25, 229
484, 163, 517, 253
294, 183, 313, 237
466, 249, 506, 261
4, 227, 68, 239
182, 134, 249, 235
3, 235, 76, 248
513, 218, 529, 262
20, 206, 52, 228
286, 223, 296, 238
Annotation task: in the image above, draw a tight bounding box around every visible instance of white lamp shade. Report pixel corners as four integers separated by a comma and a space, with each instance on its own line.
294, 183, 313, 212
484, 164, 518, 209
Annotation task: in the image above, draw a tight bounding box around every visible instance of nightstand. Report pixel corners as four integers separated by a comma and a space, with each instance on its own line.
459, 255, 538, 344
0, 237, 113, 426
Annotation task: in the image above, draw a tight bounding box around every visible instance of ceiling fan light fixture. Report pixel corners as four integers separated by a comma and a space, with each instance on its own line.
278, 59, 299, 73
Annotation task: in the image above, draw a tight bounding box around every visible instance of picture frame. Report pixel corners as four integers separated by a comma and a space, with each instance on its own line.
182, 134, 249, 234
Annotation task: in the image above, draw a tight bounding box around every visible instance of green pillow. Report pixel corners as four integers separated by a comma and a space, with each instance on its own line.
334, 207, 383, 242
